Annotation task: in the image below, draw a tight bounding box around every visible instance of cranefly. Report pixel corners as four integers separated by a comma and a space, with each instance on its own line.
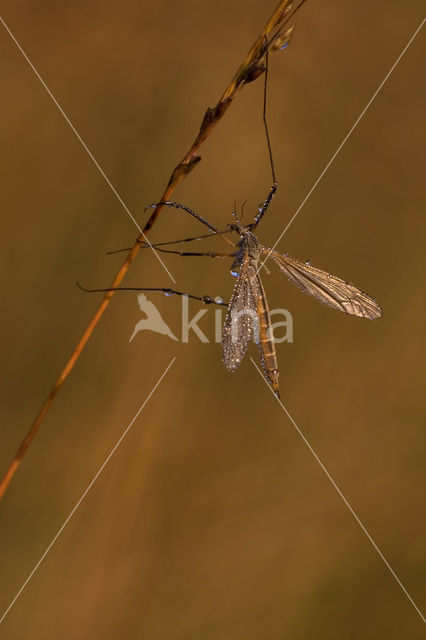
82, 36, 382, 397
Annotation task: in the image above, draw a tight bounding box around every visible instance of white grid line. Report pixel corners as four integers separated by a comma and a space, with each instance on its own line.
251, 357, 426, 625
0, 357, 176, 625
0, 16, 176, 283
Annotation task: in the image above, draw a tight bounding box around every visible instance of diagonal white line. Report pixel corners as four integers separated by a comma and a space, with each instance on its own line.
0, 16, 176, 283
250, 357, 426, 625
257, 16, 425, 276
0, 357, 176, 626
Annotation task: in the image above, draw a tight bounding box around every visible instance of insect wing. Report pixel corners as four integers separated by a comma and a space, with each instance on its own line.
222, 254, 260, 372
270, 251, 382, 319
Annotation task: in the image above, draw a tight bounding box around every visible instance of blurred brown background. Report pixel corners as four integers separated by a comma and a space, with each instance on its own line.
0, 1, 425, 638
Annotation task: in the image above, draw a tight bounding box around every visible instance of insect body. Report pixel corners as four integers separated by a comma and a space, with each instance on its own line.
83, 213, 383, 399
221, 222, 382, 398
84, 35, 382, 398
222, 226, 279, 396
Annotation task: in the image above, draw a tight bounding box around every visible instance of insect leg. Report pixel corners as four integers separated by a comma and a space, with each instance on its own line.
145, 201, 219, 234
145, 247, 234, 258
107, 229, 234, 256
252, 38, 278, 229
145, 201, 235, 248
77, 283, 228, 307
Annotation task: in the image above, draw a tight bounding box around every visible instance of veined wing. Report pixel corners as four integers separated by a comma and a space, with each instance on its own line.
222, 252, 260, 372
268, 250, 382, 319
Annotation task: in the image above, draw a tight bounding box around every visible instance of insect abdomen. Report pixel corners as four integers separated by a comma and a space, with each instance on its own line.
256, 279, 279, 397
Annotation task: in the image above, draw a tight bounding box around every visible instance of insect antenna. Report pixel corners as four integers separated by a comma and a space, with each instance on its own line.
231, 200, 240, 226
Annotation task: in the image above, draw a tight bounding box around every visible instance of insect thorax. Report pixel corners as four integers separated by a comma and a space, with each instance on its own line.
230, 228, 261, 276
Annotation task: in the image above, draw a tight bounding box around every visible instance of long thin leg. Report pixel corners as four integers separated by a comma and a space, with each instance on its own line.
145, 202, 235, 248
107, 229, 234, 256
145, 201, 218, 233
77, 283, 228, 306
146, 247, 234, 258
251, 39, 278, 230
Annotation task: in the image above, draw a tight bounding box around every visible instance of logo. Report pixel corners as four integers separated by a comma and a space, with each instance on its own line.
129, 294, 178, 342
129, 294, 293, 344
